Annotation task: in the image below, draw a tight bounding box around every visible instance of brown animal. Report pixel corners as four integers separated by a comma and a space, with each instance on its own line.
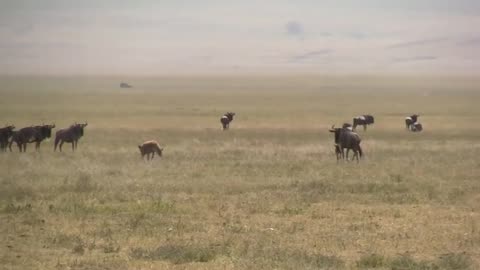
9, 124, 55, 152
54, 122, 87, 152
220, 112, 235, 130
138, 140, 163, 160
0, 124, 15, 152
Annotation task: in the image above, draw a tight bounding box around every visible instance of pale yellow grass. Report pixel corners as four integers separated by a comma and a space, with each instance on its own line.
0, 75, 479, 269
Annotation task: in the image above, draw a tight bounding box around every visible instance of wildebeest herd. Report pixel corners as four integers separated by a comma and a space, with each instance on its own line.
1, 113, 422, 162
0, 122, 87, 152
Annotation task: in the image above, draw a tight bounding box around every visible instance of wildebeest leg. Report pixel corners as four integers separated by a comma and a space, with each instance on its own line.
22, 143, 27, 152
59, 141, 64, 152
71, 142, 75, 151
36, 141, 40, 151
151, 152, 155, 160
346, 149, 350, 161
363, 124, 367, 131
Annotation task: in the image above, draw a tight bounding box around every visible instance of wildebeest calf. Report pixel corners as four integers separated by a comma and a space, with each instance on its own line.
138, 140, 163, 160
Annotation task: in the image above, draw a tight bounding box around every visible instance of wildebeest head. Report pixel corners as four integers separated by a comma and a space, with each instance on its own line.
4, 124, 15, 133
364, 115, 374, 124
225, 112, 235, 121
72, 122, 87, 137
157, 147, 163, 157
329, 125, 341, 144
40, 123, 55, 138
409, 114, 419, 123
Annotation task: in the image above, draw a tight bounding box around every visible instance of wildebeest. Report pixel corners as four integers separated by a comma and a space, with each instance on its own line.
353, 114, 374, 131
329, 124, 363, 162
8, 124, 55, 152
138, 140, 163, 160
410, 122, 423, 132
220, 112, 235, 130
54, 122, 88, 152
0, 124, 15, 152
405, 114, 419, 130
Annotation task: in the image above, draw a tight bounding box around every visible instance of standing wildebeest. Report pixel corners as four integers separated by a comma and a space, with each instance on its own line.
405, 114, 419, 130
329, 124, 363, 162
353, 114, 374, 131
0, 125, 15, 152
138, 140, 163, 161
220, 112, 235, 130
8, 124, 55, 152
54, 122, 87, 152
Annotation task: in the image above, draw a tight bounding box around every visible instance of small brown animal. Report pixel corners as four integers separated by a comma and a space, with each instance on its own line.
138, 140, 163, 160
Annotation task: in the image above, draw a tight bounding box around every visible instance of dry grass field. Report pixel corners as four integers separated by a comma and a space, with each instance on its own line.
1, 75, 479, 269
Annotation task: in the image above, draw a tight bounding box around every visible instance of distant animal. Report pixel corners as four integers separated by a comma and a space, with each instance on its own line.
8, 124, 55, 152
220, 112, 235, 130
120, 82, 132, 88
0, 124, 15, 152
405, 114, 419, 130
138, 140, 163, 160
353, 114, 374, 131
54, 122, 88, 152
329, 124, 363, 162
410, 122, 423, 132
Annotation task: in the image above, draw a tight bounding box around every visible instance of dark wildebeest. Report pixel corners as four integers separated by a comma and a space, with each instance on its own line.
0, 125, 15, 152
54, 122, 88, 152
405, 114, 419, 130
329, 124, 363, 162
220, 112, 235, 130
8, 124, 55, 152
410, 122, 423, 132
353, 114, 374, 131
138, 140, 163, 161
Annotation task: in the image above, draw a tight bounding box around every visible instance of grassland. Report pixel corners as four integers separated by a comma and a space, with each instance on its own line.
0, 75, 479, 269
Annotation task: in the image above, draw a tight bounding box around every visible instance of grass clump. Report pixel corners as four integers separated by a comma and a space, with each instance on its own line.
130, 244, 222, 264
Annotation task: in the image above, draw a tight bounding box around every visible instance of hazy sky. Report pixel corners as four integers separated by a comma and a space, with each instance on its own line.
1, 0, 479, 75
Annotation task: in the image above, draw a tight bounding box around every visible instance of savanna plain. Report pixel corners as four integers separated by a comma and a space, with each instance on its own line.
1, 75, 479, 270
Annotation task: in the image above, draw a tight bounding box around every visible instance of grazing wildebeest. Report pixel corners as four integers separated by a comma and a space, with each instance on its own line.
353, 114, 374, 131
54, 122, 87, 152
405, 114, 419, 130
329, 124, 363, 162
138, 140, 163, 161
8, 124, 55, 152
0, 125, 15, 152
220, 112, 235, 130
410, 122, 423, 132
